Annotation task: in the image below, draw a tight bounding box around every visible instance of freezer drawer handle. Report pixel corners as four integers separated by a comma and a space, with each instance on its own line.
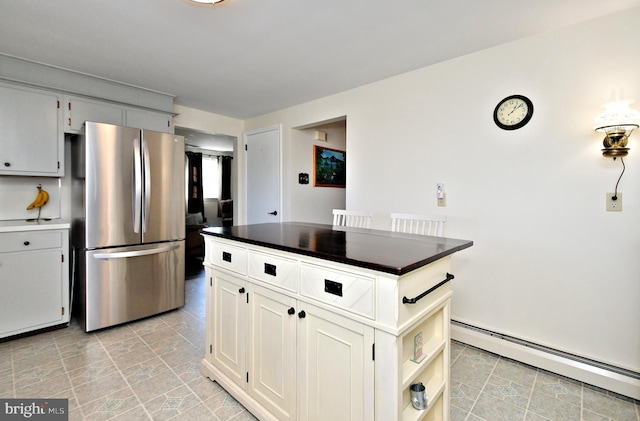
402, 273, 454, 304
92, 244, 180, 259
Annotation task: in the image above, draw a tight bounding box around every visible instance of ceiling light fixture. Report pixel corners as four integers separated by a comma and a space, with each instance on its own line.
190, 0, 225, 4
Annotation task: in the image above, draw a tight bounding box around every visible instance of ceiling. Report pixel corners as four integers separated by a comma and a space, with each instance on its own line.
1, 0, 639, 120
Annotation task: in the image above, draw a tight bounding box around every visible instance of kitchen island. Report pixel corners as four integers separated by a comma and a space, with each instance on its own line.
201, 222, 473, 421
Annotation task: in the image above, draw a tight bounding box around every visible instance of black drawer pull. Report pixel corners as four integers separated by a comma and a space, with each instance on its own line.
238, 287, 245, 294
324, 279, 343, 297
264, 263, 277, 276
288, 307, 295, 315
402, 273, 454, 304
222, 251, 232, 262
23, 241, 30, 246
4, 162, 10, 167
298, 310, 306, 319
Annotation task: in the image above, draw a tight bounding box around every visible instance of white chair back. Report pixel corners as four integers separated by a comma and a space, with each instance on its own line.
332, 209, 372, 229
390, 213, 446, 236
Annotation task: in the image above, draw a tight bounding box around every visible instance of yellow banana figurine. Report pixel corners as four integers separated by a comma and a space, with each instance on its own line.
26, 184, 49, 210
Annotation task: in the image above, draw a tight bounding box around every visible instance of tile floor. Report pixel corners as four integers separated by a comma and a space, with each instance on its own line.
1, 270, 638, 421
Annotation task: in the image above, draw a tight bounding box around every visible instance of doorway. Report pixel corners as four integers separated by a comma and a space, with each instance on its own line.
291, 117, 347, 224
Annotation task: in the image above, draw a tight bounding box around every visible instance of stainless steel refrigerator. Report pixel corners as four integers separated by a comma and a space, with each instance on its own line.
72, 121, 185, 332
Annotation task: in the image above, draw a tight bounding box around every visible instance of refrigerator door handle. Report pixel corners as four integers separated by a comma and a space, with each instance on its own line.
133, 139, 142, 233
92, 244, 180, 260
142, 136, 151, 234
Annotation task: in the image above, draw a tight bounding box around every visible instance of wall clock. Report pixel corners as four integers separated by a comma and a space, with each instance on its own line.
493, 94, 534, 130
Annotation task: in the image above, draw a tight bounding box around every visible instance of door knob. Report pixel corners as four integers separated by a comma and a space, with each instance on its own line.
287, 307, 295, 315
268, 211, 278, 215
298, 310, 306, 319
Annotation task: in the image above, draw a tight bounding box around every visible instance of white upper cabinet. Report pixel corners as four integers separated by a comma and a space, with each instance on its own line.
64, 96, 123, 133
64, 96, 173, 134
0, 83, 64, 177
125, 108, 173, 133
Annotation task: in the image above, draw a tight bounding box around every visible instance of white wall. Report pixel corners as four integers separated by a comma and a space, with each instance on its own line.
243, 8, 640, 373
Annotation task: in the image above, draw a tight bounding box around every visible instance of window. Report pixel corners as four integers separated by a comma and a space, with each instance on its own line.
202, 156, 219, 199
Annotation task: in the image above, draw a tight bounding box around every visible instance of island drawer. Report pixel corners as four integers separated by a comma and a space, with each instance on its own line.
300, 262, 375, 319
0, 231, 63, 253
207, 240, 247, 274
248, 250, 297, 292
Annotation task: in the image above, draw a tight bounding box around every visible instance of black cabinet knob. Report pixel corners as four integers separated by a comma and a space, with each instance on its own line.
23, 241, 30, 246
238, 287, 245, 294
298, 310, 306, 319
287, 307, 295, 315
268, 210, 278, 215
4, 162, 10, 167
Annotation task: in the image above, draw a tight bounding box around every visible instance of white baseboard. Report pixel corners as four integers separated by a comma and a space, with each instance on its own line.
451, 323, 640, 401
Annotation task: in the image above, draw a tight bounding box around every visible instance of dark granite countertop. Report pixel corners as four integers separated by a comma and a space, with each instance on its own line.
202, 222, 473, 276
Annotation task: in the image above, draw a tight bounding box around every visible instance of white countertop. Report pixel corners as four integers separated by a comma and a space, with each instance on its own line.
0, 219, 71, 233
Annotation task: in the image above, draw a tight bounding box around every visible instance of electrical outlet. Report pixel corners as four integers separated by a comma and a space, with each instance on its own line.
606, 192, 622, 212
437, 192, 446, 207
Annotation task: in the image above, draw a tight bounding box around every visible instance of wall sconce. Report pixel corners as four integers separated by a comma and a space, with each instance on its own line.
593, 94, 640, 208
593, 98, 640, 159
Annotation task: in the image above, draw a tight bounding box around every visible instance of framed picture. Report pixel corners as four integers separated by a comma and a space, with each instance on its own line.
314, 145, 346, 188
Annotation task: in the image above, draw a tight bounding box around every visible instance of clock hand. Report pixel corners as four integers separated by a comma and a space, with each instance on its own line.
508, 103, 523, 115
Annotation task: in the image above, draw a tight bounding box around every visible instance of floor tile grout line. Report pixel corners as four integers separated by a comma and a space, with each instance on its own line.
93, 325, 152, 420
134, 314, 216, 418
522, 367, 539, 420
463, 346, 499, 421
54, 329, 84, 419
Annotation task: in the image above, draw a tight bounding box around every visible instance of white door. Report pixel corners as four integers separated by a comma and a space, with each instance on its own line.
245, 125, 281, 224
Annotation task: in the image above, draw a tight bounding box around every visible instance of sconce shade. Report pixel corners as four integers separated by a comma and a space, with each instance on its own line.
594, 100, 640, 158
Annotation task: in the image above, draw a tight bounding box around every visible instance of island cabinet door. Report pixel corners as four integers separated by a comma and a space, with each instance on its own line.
211, 270, 247, 388
297, 302, 375, 421
247, 284, 297, 421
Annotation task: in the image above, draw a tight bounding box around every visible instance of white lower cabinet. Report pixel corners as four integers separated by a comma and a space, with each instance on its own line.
206, 267, 374, 420
0, 229, 70, 338
202, 237, 452, 421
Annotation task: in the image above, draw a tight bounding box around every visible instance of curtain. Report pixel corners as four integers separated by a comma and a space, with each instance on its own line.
186, 152, 205, 222
219, 156, 232, 200
217, 156, 232, 217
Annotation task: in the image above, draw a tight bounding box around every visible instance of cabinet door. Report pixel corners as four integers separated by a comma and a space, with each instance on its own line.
247, 284, 297, 421
65, 97, 123, 133
212, 270, 247, 388
0, 249, 63, 337
0, 84, 62, 176
125, 108, 173, 133
298, 303, 375, 421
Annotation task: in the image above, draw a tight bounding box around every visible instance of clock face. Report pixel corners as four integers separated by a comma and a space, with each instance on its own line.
493, 95, 534, 130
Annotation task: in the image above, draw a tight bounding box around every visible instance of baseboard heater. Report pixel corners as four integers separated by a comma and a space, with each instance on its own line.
451, 319, 640, 400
